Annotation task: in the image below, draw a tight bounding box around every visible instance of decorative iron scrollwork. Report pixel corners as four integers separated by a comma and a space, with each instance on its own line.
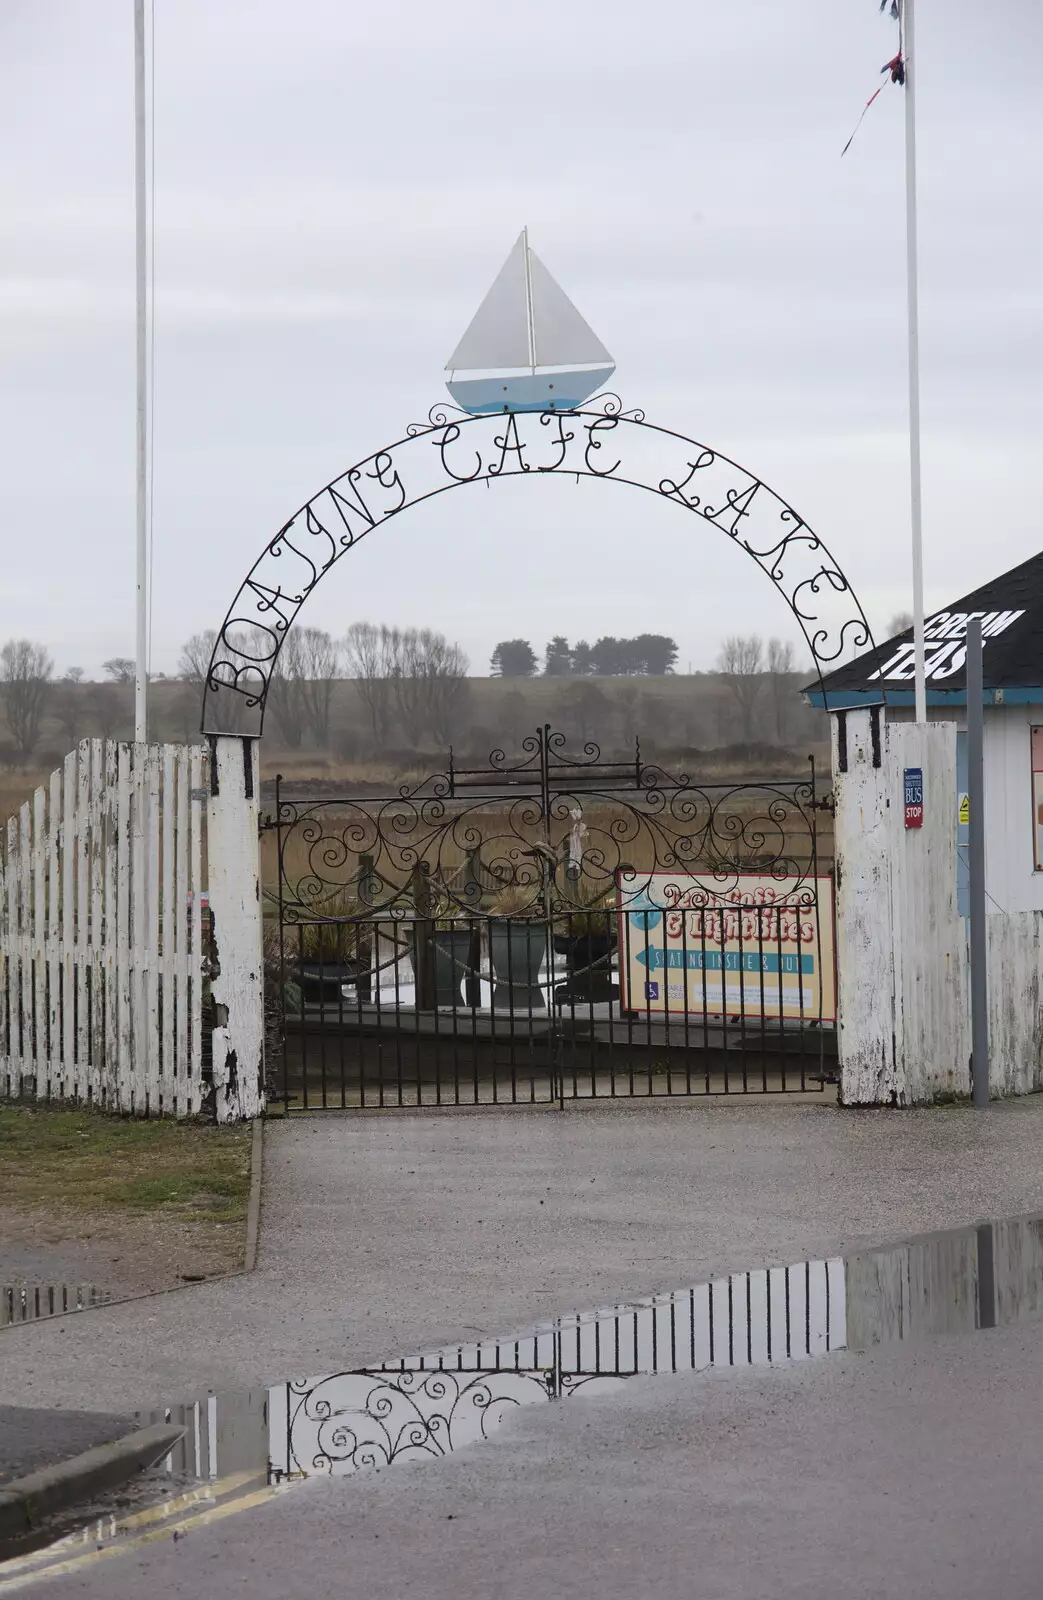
285, 1368, 555, 1477
263, 726, 824, 921
203, 397, 874, 736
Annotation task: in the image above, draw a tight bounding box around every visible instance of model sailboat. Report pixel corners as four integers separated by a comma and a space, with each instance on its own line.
445, 229, 615, 414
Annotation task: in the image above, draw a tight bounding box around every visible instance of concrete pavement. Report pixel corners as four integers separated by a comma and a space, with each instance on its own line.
0, 1409, 130, 1486
4, 1099, 1043, 1413
27, 1317, 1043, 1599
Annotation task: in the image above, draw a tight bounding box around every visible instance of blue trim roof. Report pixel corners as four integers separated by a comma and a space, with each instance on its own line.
806, 686, 1043, 711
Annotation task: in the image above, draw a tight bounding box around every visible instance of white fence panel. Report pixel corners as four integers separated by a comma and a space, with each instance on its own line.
0, 739, 211, 1118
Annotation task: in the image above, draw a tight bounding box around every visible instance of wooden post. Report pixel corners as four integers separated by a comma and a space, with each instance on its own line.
207, 735, 265, 1121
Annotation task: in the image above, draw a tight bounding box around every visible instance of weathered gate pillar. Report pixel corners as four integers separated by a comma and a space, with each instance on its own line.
834, 708, 967, 1105
207, 735, 265, 1122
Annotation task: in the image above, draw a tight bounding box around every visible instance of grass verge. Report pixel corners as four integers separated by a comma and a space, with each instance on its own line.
0, 1105, 252, 1228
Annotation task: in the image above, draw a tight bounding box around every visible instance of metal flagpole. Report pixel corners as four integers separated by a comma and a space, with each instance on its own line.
903, 0, 928, 723
134, 0, 148, 743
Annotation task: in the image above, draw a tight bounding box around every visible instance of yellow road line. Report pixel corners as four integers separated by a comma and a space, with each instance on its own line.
111, 1469, 263, 1532
0, 1470, 263, 1578
0, 1476, 282, 1592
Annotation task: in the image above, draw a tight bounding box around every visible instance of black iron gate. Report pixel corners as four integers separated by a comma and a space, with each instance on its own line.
261, 728, 835, 1110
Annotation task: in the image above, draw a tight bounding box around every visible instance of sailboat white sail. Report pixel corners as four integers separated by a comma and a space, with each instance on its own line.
445, 229, 615, 414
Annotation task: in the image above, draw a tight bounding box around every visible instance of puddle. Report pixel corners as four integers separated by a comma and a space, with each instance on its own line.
144, 1212, 1043, 1487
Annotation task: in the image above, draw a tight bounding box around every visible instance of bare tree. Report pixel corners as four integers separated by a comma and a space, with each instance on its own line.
296, 627, 340, 746
102, 657, 136, 683
392, 629, 470, 748
178, 630, 218, 684
716, 634, 764, 743
422, 632, 470, 747
53, 667, 85, 746
0, 639, 54, 756
766, 637, 796, 743
90, 682, 131, 740
172, 630, 218, 740
887, 611, 914, 637
392, 630, 429, 747
265, 629, 309, 749
181, 627, 258, 734
343, 622, 398, 749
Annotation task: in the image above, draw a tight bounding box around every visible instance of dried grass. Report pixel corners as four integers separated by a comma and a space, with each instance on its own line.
263, 793, 833, 913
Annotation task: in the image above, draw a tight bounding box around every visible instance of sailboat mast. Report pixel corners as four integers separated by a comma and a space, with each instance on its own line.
522, 225, 536, 374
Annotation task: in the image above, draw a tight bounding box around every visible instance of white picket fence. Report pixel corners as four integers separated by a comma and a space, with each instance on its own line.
0, 740, 209, 1116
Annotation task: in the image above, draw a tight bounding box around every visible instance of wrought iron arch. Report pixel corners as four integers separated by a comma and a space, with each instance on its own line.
202, 394, 875, 736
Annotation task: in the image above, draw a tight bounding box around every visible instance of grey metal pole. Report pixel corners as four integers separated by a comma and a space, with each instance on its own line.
966, 617, 989, 1106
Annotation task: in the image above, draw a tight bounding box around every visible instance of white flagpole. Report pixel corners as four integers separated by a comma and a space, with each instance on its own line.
134, 0, 148, 743
904, 0, 927, 722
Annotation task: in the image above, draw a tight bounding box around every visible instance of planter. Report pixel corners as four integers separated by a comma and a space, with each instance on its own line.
552, 932, 615, 964
489, 919, 549, 1012
298, 962, 357, 1004
431, 929, 475, 1008
551, 929, 617, 1006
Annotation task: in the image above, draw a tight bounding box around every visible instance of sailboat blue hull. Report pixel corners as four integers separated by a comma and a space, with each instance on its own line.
446, 367, 615, 415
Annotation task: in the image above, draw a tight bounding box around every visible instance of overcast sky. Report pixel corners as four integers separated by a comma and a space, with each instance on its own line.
3, 0, 1042, 681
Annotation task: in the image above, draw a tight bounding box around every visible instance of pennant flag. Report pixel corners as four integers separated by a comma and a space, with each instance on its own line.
843, 2, 905, 156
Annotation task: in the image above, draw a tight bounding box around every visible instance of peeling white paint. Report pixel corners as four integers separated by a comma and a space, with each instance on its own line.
836, 711, 1043, 1103
206, 735, 264, 1123
833, 711, 898, 1104
0, 740, 207, 1116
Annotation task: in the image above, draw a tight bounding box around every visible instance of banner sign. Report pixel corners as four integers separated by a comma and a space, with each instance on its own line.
617, 873, 836, 1022
867, 608, 1024, 685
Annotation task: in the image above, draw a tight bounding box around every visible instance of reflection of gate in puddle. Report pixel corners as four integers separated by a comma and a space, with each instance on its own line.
277, 1258, 842, 1478
278, 1369, 557, 1476
150, 1215, 1043, 1487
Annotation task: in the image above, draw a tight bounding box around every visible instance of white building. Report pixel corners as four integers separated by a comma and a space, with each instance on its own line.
805, 552, 1043, 1103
